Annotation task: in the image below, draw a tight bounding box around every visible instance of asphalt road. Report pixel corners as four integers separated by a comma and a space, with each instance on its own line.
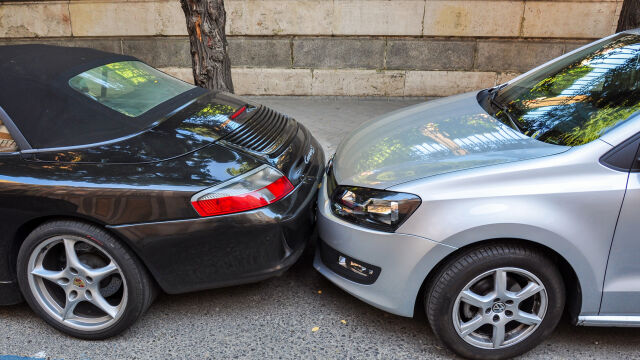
2, 97, 640, 360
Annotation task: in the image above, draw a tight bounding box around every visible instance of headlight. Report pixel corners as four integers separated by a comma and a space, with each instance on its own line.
330, 186, 421, 232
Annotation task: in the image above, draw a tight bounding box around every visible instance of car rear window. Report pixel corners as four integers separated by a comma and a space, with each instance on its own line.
69, 61, 196, 117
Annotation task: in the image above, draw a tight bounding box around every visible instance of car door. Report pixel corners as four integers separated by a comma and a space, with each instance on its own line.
601, 134, 640, 316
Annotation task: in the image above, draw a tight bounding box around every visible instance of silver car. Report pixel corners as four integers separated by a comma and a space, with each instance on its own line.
314, 30, 640, 359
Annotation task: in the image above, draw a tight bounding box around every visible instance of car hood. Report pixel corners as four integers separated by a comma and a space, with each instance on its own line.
333, 92, 569, 189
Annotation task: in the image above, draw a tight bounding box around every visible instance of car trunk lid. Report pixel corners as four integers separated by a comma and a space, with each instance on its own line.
31, 92, 298, 164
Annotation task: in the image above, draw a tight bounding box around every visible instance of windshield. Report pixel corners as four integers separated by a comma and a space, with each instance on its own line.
488, 34, 640, 146
69, 61, 196, 117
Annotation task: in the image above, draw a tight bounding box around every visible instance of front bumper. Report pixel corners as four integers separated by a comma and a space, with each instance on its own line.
110, 137, 325, 295
313, 173, 455, 317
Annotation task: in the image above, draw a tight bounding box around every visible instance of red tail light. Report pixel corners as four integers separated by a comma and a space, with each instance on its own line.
191, 165, 294, 217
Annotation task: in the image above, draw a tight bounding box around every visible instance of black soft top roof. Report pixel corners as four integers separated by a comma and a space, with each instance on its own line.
0, 44, 203, 150
0, 44, 136, 86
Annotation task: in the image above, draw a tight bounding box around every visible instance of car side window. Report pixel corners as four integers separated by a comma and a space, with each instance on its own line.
633, 139, 640, 172
600, 133, 640, 172
0, 117, 18, 152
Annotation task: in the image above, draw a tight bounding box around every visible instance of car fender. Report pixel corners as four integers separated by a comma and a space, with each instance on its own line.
421, 223, 599, 315
392, 144, 625, 316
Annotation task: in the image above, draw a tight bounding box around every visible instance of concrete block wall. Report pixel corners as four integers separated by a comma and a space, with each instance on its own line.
0, 0, 624, 96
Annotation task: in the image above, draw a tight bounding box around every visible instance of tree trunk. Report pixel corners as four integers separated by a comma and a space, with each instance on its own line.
617, 0, 640, 32
180, 0, 234, 92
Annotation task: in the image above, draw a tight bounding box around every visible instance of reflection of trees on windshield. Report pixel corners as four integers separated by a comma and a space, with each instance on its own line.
497, 35, 640, 146
69, 61, 196, 117
564, 105, 640, 145
526, 66, 591, 100
103, 61, 157, 86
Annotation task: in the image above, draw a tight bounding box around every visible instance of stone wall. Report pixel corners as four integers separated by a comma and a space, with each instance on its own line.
0, 0, 624, 96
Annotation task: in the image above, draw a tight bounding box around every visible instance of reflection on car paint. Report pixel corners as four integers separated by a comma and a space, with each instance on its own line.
333, 94, 568, 188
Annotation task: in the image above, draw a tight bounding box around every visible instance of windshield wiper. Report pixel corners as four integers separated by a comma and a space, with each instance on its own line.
489, 85, 523, 133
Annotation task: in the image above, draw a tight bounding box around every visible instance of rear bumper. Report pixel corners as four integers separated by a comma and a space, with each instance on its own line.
110, 136, 325, 294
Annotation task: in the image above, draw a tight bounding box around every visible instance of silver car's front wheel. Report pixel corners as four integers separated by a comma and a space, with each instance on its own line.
452, 267, 547, 349
426, 244, 565, 360
18, 221, 156, 339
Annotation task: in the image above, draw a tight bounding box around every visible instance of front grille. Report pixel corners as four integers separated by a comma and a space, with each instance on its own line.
220, 105, 298, 155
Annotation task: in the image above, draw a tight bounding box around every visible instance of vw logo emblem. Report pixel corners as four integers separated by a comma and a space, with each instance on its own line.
492, 302, 506, 313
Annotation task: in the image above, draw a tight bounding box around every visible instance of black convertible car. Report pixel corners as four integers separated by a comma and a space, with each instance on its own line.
0, 45, 324, 338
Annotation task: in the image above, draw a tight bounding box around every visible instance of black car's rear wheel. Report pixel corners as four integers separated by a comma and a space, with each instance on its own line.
17, 220, 156, 339
425, 243, 565, 360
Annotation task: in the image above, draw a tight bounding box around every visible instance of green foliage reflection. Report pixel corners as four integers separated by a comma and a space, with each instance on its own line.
69, 61, 195, 117
494, 35, 640, 146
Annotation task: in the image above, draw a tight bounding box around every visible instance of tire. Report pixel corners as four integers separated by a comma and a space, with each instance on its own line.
425, 243, 565, 360
17, 220, 156, 339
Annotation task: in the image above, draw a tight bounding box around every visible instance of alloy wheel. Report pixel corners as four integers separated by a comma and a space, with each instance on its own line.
452, 267, 548, 349
26, 235, 128, 331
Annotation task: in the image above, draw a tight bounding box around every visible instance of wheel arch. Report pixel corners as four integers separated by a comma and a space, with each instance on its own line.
414, 238, 582, 325
8, 215, 159, 290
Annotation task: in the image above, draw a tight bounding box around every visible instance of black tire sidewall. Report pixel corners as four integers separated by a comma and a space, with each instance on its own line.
426, 246, 565, 360
17, 221, 151, 340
